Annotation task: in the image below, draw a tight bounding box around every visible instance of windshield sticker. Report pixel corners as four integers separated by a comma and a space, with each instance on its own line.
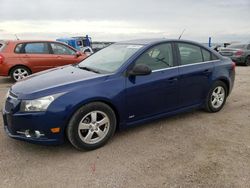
127, 45, 143, 49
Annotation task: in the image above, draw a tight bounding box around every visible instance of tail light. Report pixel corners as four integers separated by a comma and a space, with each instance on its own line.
0, 54, 4, 64
235, 50, 244, 56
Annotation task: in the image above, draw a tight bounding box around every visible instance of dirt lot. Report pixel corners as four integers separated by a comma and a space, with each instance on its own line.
0, 66, 249, 188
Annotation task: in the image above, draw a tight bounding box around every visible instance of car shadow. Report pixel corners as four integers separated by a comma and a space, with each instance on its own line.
0, 77, 14, 86
5, 109, 207, 155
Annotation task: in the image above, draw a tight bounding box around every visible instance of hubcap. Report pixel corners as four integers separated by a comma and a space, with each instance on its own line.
13, 68, 29, 81
211, 86, 225, 109
78, 111, 110, 144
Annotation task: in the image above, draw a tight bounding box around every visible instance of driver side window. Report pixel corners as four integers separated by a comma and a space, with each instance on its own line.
135, 43, 174, 71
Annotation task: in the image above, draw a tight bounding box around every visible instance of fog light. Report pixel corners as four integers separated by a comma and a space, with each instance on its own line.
34, 130, 45, 138
25, 130, 31, 138
17, 130, 31, 138
16, 130, 45, 138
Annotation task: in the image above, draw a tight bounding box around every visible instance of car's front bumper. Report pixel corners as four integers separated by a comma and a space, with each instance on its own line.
2, 100, 66, 145
4, 123, 62, 145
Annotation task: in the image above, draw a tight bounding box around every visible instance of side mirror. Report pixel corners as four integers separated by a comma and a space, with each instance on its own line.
128, 64, 152, 76
75, 51, 82, 58
83, 47, 93, 56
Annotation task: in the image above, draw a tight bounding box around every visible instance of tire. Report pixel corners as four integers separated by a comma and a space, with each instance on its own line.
66, 102, 117, 150
204, 81, 228, 113
245, 56, 250, 66
10, 66, 31, 82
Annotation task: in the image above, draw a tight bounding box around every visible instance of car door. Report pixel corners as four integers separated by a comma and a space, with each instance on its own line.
49, 42, 83, 67
125, 43, 179, 122
19, 42, 55, 73
176, 42, 214, 107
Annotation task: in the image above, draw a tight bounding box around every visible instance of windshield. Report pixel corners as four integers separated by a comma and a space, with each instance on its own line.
78, 44, 143, 73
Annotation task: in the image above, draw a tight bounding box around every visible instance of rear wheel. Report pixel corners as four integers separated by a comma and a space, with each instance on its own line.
205, 81, 227, 113
245, 56, 250, 66
67, 102, 116, 150
10, 66, 31, 82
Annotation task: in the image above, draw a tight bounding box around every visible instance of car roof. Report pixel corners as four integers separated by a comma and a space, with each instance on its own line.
3, 40, 65, 44
116, 38, 206, 46
117, 38, 168, 45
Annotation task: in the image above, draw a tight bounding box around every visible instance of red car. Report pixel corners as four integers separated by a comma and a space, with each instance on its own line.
0, 40, 87, 81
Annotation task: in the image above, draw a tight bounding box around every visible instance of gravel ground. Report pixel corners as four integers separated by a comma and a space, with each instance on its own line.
0, 66, 250, 188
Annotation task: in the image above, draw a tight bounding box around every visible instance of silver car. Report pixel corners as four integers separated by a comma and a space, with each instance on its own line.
219, 43, 250, 66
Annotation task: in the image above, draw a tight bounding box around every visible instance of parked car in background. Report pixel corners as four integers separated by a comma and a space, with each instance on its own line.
3, 39, 235, 150
219, 43, 250, 66
0, 40, 87, 81
92, 41, 114, 52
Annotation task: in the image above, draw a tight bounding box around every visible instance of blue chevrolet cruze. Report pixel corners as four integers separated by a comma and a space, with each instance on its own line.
3, 39, 235, 150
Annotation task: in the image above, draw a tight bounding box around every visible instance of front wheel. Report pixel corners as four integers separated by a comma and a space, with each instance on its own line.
66, 102, 117, 150
205, 81, 228, 113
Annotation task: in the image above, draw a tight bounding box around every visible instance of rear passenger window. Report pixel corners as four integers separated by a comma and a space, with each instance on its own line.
247, 45, 250, 50
212, 54, 219, 60
24, 43, 49, 54
177, 43, 203, 65
202, 49, 211, 62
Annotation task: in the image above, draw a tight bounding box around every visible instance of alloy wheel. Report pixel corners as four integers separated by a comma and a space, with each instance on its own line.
13, 68, 29, 81
210, 86, 225, 109
78, 111, 110, 144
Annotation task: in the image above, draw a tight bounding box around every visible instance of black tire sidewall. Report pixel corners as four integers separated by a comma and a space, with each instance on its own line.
205, 81, 228, 113
67, 102, 116, 150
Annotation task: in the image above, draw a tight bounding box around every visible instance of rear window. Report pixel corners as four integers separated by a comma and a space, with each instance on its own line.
227, 44, 247, 49
15, 43, 23, 53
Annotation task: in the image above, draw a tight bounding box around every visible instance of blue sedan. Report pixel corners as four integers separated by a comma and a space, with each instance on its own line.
3, 39, 235, 150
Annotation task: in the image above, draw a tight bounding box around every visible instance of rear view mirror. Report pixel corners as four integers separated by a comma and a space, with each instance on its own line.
75, 51, 82, 57
128, 64, 152, 76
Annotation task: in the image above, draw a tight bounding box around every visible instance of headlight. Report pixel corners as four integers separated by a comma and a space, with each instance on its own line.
20, 94, 62, 112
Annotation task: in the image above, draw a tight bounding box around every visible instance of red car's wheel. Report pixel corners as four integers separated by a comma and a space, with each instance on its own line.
10, 66, 31, 82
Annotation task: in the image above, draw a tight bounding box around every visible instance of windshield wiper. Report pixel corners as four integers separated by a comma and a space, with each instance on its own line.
78, 66, 100, 74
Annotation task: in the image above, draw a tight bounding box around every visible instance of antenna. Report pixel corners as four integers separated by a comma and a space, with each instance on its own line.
178, 29, 186, 40
14, 34, 19, 40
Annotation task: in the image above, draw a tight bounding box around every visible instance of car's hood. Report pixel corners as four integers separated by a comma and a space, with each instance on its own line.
11, 65, 108, 98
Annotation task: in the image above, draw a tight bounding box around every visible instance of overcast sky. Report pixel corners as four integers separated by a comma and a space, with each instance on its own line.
0, 0, 249, 43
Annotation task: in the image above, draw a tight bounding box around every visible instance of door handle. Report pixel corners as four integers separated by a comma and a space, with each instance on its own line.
167, 77, 178, 83
203, 69, 212, 75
